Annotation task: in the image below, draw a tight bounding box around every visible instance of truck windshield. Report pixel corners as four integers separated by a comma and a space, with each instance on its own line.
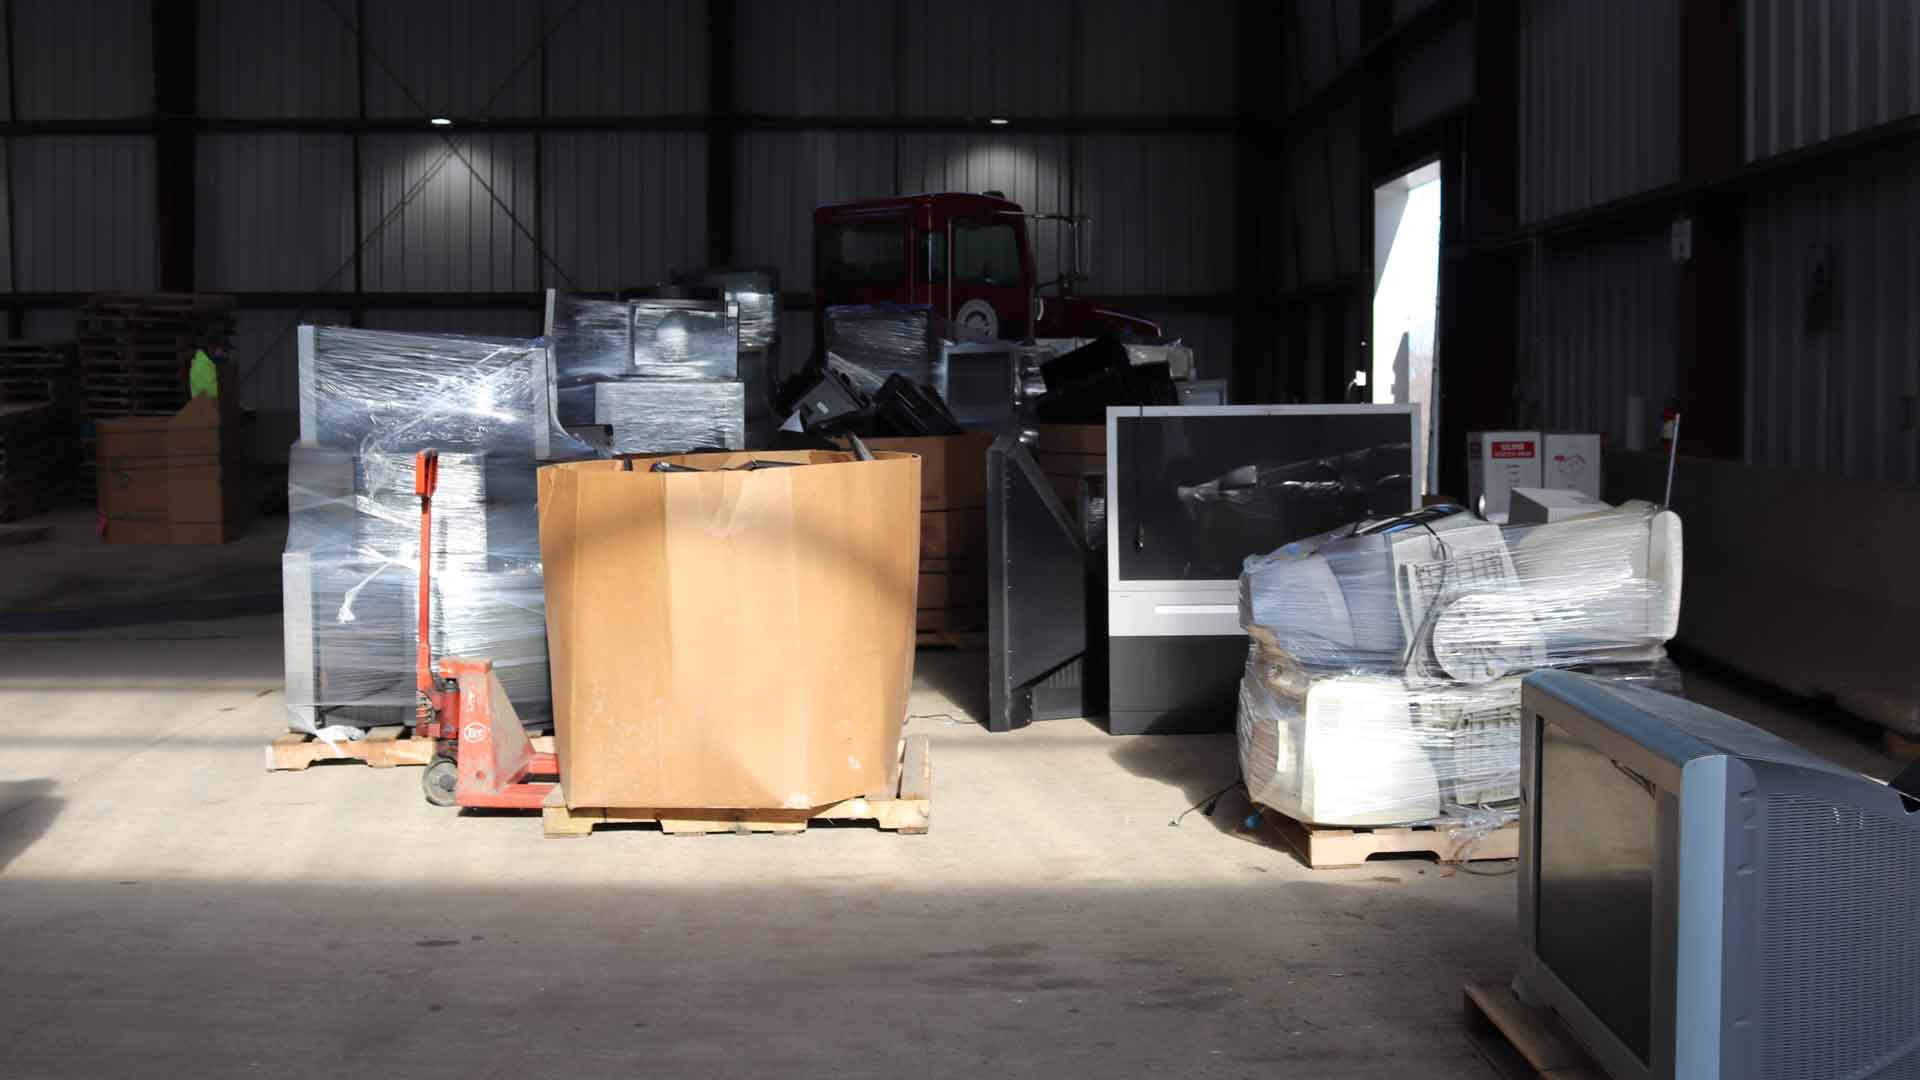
818, 223, 905, 287
922, 222, 1020, 286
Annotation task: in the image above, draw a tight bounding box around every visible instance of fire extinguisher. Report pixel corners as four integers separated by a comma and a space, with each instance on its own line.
1660, 404, 1681, 454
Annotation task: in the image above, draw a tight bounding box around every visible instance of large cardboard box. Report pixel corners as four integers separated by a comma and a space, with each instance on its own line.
96, 393, 247, 543
1466, 430, 1541, 522
538, 449, 921, 810
857, 433, 992, 511
1542, 433, 1602, 500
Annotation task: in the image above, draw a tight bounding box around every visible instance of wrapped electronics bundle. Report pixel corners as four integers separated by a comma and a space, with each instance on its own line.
282, 326, 589, 735
545, 289, 746, 451
1235, 503, 1685, 827
823, 303, 949, 394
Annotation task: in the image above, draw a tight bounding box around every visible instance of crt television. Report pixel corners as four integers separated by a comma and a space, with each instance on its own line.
1104, 404, 1422, 735
1518, 670, 1920, 1080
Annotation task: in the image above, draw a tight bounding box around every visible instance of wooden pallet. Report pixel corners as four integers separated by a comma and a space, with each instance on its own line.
265, 725, 556, 771
1255, 807, 1519, 869
543, 734, 933, 838
1462, 981, 1606, 1079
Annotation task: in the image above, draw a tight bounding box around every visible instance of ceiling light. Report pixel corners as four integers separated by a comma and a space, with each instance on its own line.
429, 116, 453, 127
988, 117, 1010, 126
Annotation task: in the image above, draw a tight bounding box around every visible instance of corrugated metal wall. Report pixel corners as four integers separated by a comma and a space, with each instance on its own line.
1393, 18, 1473, 135
1518, 0, 1679, 222
1076, 0, 1237, 116
1743, 141, 1920, 484
1745, 0, 1920, 162
196, 135, 357, 292
899, 0, 1070, 117
734, 0, 897, 117
13, 0, 153, 119
12, 137, 156, 291
541, 133, 707, 291
547, 1, 708, 116
362, 0, 542, 119
1519, 230, 1678, 448
733, 132, 896, 293
359, 134, 539, 292
199, 0, 358, 117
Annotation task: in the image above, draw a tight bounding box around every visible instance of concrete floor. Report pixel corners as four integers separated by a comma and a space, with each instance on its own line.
0, 511, 1900, 1078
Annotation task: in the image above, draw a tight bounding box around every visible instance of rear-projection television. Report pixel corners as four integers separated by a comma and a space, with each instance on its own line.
1104, 404, 1422, 735
1518, 670, 1920, 1080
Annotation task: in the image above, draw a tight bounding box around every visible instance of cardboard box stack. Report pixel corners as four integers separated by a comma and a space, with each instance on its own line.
859, 433, 991, 641
94, 390, 248, 544
77, 293, 236, 502
1035, 424, 1106, 548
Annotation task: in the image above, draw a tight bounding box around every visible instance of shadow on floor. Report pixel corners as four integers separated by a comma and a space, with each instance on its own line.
0, 779, 61, 872
910, 646, 989, 726
1107, 729, 1246, 836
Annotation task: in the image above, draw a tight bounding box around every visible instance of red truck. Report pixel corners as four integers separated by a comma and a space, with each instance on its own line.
812, 191, 1160, 345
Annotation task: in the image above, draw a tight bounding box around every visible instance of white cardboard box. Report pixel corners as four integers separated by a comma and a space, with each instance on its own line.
1467, 431, 1541, 522
1542, 433, 1602, 500
1508, 486, 1609, 525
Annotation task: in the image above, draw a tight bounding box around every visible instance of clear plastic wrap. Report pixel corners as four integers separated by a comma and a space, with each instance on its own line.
546, 293, 632, 427
673, 267, 779, 352
630, 298, 738, 381
284, 326, 585, 735
1235, 504, 1685, 827
593, 380, 746, 454
823, 303, 948, 393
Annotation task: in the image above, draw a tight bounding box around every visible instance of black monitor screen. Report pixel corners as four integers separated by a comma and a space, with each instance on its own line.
1537, 720, 1656, 1065
1112, 411, 1416, 582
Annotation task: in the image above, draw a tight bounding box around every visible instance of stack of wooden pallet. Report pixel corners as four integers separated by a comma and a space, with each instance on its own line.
0, 343, 79, 517
78, 293, 235, 501
0, 402, 64, 521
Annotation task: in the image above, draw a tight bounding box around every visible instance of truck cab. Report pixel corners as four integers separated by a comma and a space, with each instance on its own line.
812, 192, 1160, 346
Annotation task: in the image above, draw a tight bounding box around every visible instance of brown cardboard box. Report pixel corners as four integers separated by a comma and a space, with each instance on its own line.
538, 449, 921, 810
95, 394, 247, 544
920, 507, 985, 557
856, 433, 991, 510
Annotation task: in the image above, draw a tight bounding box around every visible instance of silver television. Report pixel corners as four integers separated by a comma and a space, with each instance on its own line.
1103, 403, 1422, 734
1518, 670, 1920, 1079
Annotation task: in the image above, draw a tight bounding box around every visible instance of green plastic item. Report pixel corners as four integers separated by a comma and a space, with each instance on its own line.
189, 349, 218, 398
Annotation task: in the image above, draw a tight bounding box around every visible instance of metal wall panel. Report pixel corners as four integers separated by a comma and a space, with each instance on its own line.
1277, 98, 1368, 290
541, 133, 706, 291
12, 136, 156, 291
1394, 0, 1442, 24
361, 307, 542, 337
1743, 144, 1920, 484
1076, 135, 1235, 294
1745, 0, 1920, 162
363, 0, 541, 119
1520, 229, 1678, 448
1393, 16, 1473, 134
1273, 0, 1366, 114
20, 309, 76, 342
13, 0, 152, 119
1518, 0, 1679, 223
198, 0, 359, 117
734, 0, 896, 117
546, 0, 708, 116
898, 133, 1073, 290
196, 135, 356, 292
359, 134, 538, 291
1076, 0, 1237, 116
1135, 311, 1237, 380
231, 309, 349, 412
733, 131, 895, 292
899, 0, 1070, 117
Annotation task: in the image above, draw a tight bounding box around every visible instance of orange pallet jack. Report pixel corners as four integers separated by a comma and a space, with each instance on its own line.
409, 450, 560, 808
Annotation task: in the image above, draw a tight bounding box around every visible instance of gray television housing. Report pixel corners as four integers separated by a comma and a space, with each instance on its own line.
1518, 670, 1920, 1080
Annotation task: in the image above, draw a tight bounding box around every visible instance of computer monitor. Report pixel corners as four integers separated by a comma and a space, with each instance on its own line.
1518, 670, 1920, 1080
1105, 404, 1422, 734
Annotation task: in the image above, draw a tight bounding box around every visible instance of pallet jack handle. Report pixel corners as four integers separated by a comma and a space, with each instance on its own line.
413, 450, 441, 730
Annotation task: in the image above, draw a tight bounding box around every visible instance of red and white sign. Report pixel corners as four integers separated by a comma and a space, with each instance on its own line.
1492, 441, 1536, 459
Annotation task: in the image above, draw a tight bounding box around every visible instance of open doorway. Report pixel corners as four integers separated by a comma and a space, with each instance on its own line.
1372, 161, 1442, 491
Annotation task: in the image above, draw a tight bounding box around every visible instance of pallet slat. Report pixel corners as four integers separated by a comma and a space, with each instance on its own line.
266, 726, 554, 771
1256, 806, 1519, 869
1462, 981, 1607, 1079
544, 734, 933, 838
